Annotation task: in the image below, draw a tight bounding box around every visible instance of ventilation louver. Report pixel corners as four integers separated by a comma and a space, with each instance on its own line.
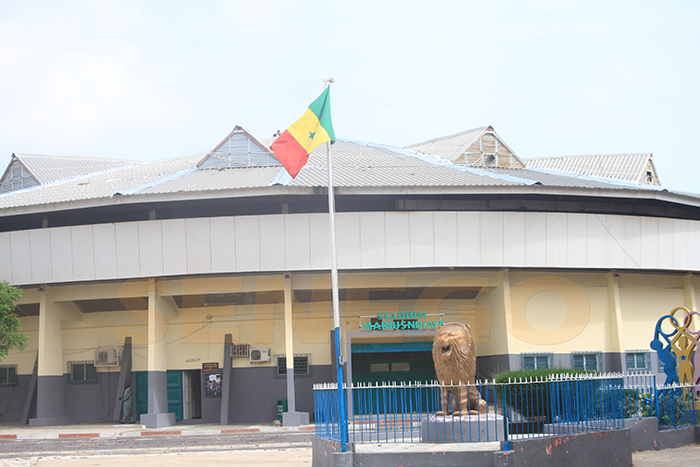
94, 347, 120, 367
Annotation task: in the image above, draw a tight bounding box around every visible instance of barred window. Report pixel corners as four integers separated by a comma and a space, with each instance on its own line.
68, 361, 98, 384
0, 365, 17, 386
275, 354, 310, 377
572, 352, 599, 371
522, 353, 551, 370
626, 351, 650, 372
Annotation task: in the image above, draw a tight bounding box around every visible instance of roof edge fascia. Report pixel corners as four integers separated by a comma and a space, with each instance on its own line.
2, 184, 700, 218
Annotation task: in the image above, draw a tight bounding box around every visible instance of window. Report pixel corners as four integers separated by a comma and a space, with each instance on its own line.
68, 361, 98, 384
572, 353, 599, 371
522, 353, 551, 370
275, 354, 310, 377
0, 365, 17, 386
626, 351, 650, 372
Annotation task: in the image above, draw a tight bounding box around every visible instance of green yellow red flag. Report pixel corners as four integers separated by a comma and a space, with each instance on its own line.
271, 87, 335, 178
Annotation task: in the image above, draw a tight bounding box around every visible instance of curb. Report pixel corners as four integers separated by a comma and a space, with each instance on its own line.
0, 425, 315, 440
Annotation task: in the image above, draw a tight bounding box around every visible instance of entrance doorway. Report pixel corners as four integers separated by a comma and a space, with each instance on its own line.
352, 350, 436, 385
134, 370, 202, 422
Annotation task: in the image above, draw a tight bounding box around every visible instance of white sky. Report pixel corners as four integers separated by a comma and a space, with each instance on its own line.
1, 1, 698, 193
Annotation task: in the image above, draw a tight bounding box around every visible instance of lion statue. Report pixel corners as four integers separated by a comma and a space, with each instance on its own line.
432, 322, 487, 415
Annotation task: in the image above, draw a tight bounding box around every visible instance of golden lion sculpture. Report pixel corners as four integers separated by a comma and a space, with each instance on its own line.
432, 322, 487, 415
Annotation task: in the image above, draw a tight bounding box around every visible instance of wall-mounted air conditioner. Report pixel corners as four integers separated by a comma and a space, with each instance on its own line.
94, 347, 120, 367
249, 348, 270, 363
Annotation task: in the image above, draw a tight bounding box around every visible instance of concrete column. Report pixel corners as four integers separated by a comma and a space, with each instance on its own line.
220, 334, 232, 425
607, 272, 625, 372
499, 269, 516, 371
282, 273, 309, 426
30, 287, 81, 427
140, 279, 177, 428
112, 337, 133, 423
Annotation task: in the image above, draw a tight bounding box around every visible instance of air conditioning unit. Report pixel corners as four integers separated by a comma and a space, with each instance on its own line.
249, 348, 270, 363
94, 347, 120, 367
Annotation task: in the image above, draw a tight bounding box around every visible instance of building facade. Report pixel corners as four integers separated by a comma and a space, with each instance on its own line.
1, 125, 698, 426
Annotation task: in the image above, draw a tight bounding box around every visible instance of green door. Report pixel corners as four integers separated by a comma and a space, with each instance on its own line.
135, 371, 148, 423
167, 370, 183, 421
351, 347, 436, 415
133, 370, 184, 422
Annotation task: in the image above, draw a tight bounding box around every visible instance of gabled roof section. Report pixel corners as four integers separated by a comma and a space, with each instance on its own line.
0, 153, 140, 194
405, 125, 526, 169
197, 125, 281, 169
524, 153, 661, 186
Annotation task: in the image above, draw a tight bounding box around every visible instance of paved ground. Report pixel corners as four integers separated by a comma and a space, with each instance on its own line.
2, 448, 312, 466
1, 423, 698, 466
632, 443, 700, 466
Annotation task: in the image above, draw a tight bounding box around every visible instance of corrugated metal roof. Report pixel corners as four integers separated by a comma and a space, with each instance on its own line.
478, 167, 662, 191
0, 133, 684, 213
13, 153, 141, 184
290, 140, 523, 187
405, 127, 488, 161
524, 154, 653, 185
0, 154, 203, 209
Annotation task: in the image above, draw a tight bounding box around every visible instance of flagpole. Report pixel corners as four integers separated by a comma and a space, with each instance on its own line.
323, 77, 348, 451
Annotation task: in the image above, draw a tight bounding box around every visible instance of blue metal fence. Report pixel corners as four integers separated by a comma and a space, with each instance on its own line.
313, 373, 698, 444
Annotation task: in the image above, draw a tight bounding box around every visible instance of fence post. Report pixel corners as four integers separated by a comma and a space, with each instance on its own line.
502, 382, 510, 451
654, 375, 660, 425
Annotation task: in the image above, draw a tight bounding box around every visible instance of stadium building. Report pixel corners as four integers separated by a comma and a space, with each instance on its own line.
1, 125, 698, 426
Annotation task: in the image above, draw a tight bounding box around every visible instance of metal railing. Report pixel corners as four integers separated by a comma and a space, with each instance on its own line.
313, 373, 698, 444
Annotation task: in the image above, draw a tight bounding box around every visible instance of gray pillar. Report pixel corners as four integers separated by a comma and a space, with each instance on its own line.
220, 334, 233, 425
113, 337, 133, 423
21, 354, 38, 425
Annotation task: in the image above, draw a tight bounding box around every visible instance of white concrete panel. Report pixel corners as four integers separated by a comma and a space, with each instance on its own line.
92, 224, 118, 280
284, 214, 311, 271
29, 229, 51, 284
409, 212, 434, 267
503, 212, 525, 267
622, 217, 642, 269
337, 213, 361, 269
480, 212, 503, 266
10, 231, 31, 285
186, 218, 212, 274
259, 215, 286, 271
309, 213, 331, 270
385, 212, 410, 268
234, 216, 260, 272
71, 226, 95, 281
138, 221, 164, 277
210, 217, 236, 273
673, 220, 689, 270
585, 215, 606, 268
640, 217, 658, 269
50, 227, 74, 283
688, 221, 700, 271
524, 213, 546, 267
657, 218, 674, 270
360, 212, 386, 269
603, 216, 624, 268
433, 212, 457, 267
161, 219, 187, 276
457, 212, 480, 266
566, 214, 587, 268
0, 233, 11, 282
115, 222, 140, 279
546, 213, 567, 267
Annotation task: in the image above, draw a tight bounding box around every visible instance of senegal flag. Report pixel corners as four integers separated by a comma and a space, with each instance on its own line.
271, 87, 335, 178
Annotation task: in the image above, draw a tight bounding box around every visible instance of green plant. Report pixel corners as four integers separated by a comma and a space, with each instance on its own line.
0, 281, 28, 361
493, 369, 596, 422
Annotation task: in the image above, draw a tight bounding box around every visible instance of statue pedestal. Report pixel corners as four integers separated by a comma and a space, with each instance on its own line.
421, 414, 505, 442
